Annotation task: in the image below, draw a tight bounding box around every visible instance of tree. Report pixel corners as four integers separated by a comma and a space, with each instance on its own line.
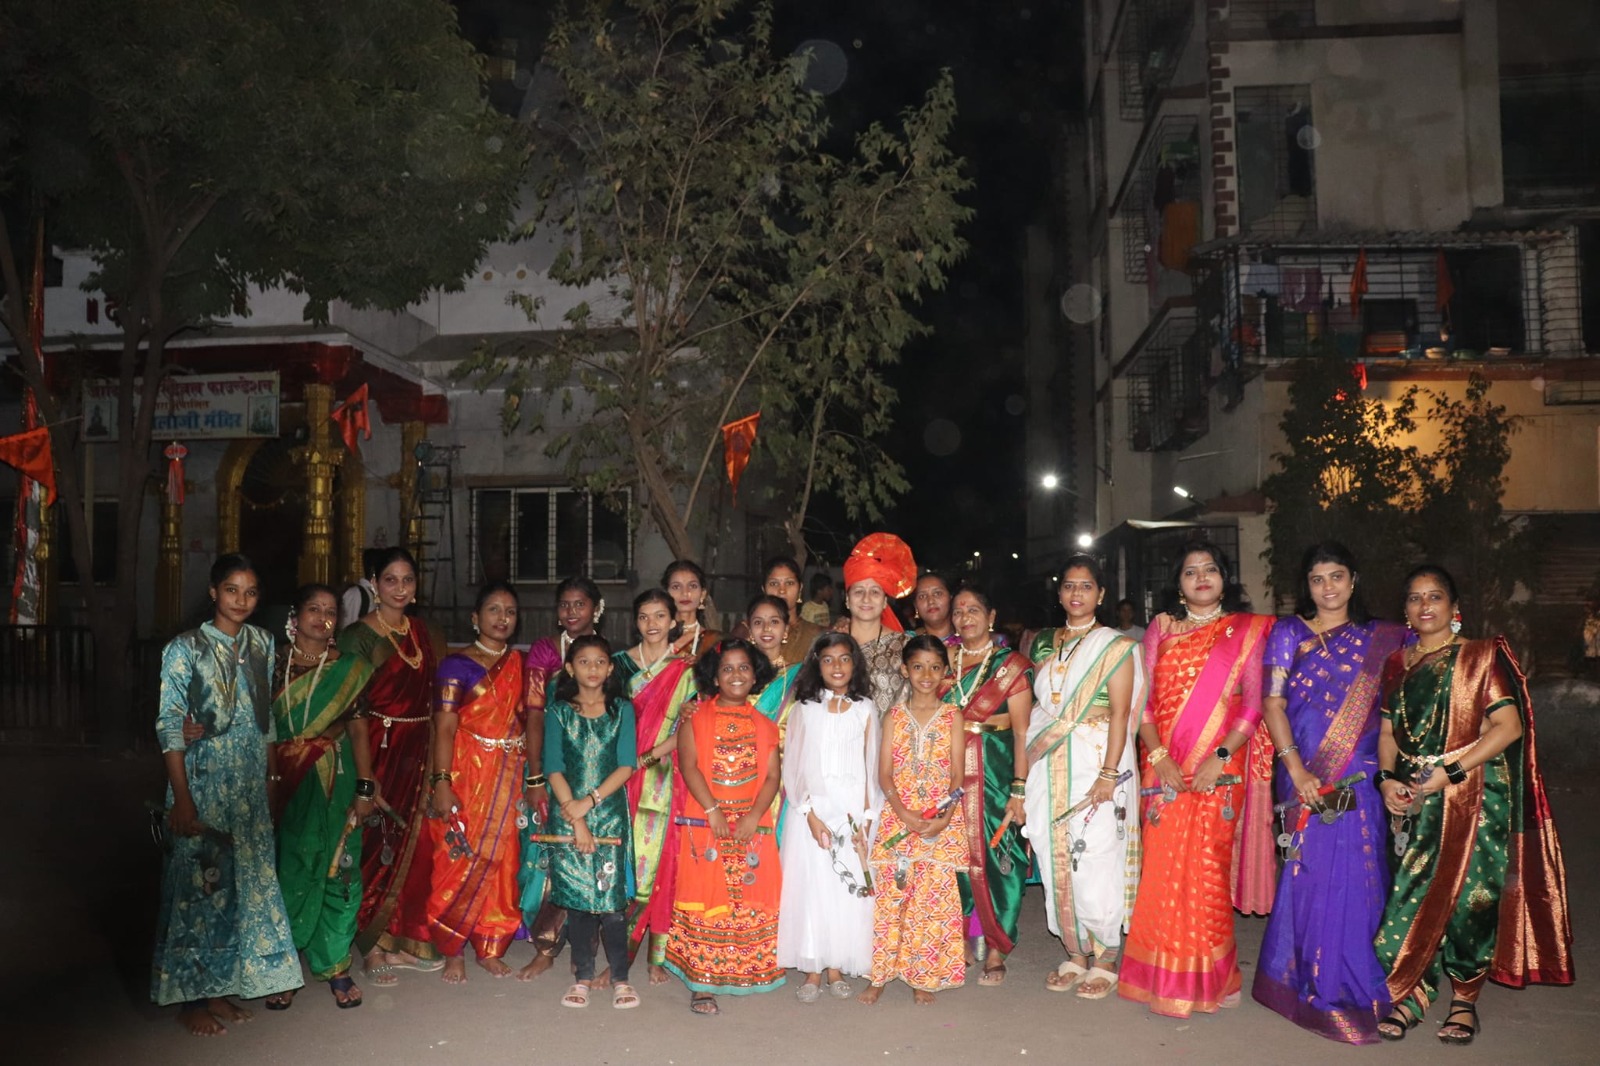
474, 0, 969, 563
1261, 349, 1421, 613
1414, 373, 1533, 641
0, 0, 524, 737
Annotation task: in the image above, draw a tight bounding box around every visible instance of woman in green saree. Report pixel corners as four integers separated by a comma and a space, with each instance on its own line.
1374, 565, 1573, 1044
267, 583, 377, 1010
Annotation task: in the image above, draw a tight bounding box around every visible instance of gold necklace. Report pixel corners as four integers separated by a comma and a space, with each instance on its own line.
951, 642, 996, 710
1048, 626, 1095, 702
377, 614, 423, 670
1407, 633, 1456, 667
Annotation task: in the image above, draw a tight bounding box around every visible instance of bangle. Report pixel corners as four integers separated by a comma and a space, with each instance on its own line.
590, 790, 602, 808
1444, 761, 1468, 785
640, 753, 659, 769
354, 778, 377, 797
705, 803, 721, 815
430, 770, 454, 786
1374, 769, 1396, 786
1145, 746, 1170, 768
524, 773, 547, 789
1097, 767, 1119, 781
1008, 783, 1026, 799
1276, 745, 1299, 761
268, 774, 283, 783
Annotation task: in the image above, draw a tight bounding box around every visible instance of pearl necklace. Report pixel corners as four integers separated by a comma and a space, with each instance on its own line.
951, 641, 997, 709
473, 640, 507, 659
1063, 619, 1097, 634
1186, 605, 1224, 626
282, 644, 329, 723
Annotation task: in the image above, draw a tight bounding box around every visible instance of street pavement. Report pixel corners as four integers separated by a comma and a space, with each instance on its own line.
4, 751, 1597, 1065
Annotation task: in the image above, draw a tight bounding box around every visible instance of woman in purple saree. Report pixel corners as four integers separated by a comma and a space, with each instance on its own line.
1252, 543, 1407, 1043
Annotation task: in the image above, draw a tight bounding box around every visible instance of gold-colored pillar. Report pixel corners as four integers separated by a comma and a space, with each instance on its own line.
399, 420, 426, 565
154, 490, 183, 633
297, 382, 343, 586
340, 449, 366, 585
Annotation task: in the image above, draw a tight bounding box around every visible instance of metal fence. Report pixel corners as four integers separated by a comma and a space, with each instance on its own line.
0, 626, 161, 746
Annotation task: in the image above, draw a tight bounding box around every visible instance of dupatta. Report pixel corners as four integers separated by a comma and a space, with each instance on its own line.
272, 653, 374, 804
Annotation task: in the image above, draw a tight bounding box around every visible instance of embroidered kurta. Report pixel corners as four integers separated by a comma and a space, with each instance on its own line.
544, 697, 637, 913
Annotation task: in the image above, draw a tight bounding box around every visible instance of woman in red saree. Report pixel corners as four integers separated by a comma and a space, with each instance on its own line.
428, 582, 530, 982
337, 548, 446, 984
1120, 542, 1275, 1018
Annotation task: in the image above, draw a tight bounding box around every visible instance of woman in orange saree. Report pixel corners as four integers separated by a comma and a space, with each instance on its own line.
338, 547, 446, 985
428, 582, 531, 982
1119, 542, 1275, 1018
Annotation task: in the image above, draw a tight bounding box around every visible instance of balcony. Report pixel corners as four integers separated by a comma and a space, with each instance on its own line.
1125, 304, 1210, 452
1118, 0, 1196, 121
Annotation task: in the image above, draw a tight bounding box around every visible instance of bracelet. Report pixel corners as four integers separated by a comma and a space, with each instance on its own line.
640, 753, 659, 769
354, 778, 377, 797
1444, 761, 1467, 785
1276, 745, 1299, 761
524, 773, 547, 789
1145, 746, 1170, 768
430, 770, 454, 786
1374, 769, 1396, 786
590, 790, 602, 808
705, 803, 721, 815
1008, 783, 1026, 799
1097, 767, 1120, 781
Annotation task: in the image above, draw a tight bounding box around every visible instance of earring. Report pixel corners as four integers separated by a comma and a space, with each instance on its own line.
285, 615, 298, 640
1450, 609, 1463, 635
594, 599, 606, 624
472, 622, 480, 635
1406, 619, 1414, 630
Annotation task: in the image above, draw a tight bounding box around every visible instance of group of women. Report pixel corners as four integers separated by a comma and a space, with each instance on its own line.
151, 532, 1573, 1045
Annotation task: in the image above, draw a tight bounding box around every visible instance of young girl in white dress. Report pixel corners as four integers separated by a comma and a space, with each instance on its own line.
776, 633, 882, 1001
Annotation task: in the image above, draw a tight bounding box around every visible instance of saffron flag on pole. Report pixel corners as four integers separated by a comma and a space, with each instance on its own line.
0, 429, 56, 506
9, 221, 48, 625
722, 412, 760, 504
330, 383, 372, 456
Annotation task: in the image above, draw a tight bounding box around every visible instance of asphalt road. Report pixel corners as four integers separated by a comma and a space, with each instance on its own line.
4, 751, 1596, 1065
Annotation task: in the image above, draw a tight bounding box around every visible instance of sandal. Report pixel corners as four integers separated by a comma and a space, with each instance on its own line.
1045, 959, 1088, 993
796, 981, 821, 1004
1075, 966, 1119, 1001
263, 990, 295, 1011
690, 992, 720, 1016
328, 975, 362, 1009
1438, 998, 1479, 1045
827, 979, 853, 1000
612, 982, 640, 1010
561, 982, 590, 1008
1378, 1002, 1423, 1041
977, 962, 1007, 987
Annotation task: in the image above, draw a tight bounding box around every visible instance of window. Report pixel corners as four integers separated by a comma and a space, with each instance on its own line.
472, 487, 632, 584
1445, 248, 1525, 354
1501, 68, 1600, 208
56, 500, 119, 585
1226, 1, 1316, 37
1236, 85, 1316, 237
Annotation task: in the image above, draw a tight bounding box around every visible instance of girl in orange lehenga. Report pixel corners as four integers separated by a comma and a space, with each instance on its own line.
1119, 542, 1275, 1018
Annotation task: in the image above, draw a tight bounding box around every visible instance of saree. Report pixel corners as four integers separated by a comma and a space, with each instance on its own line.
1022, 627, 1144, 958
339, 617, 444, 959
869, 702, 968, 991
616, 648, 698, 962
428, 650, 528, 959
1119, 612, 1272, 1018
1374, 638, 1573, 1016
755, 661, 802, 842
663, 699, 785, 994
152, 623, 302, 1005
544, 698, 637, 914
1252, 617, 1405, 1044
946, 645, 1034, 957
273, 650, 374, 980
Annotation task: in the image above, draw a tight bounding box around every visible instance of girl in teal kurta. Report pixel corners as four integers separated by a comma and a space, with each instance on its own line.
545, 634, 639, 1009
152, 554, 302, 1036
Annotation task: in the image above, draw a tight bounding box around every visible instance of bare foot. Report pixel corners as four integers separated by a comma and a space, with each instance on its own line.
516, 953, 556, 982
591, 966, 613, 990
858, 984, 884, 1005
177, 1004, 226, 1036
913, 989, 936, 1005
208, 999, 252, 1024
477, 957, 512, 978
442, 957, 468, 985
648, 963, 672, 986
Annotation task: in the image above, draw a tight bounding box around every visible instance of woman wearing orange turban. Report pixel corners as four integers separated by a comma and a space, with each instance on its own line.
842, 534, 918, 711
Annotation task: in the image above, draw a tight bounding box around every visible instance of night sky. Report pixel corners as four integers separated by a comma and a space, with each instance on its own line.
454, 0, 1081, 583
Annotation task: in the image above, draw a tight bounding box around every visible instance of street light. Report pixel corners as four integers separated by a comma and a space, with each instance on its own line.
1041, 473, 1060, 490
1173, 485, 1192, 499
1076, 533, 1094, 548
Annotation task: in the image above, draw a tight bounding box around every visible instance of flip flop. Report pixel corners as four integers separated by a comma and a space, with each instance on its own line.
561, 983, 590, 1008
977, 963, 1007, 987
329, 975, 362, 1009
827, 980, 853, 1000
388, 955, 446, 973
1075, 966, 1118, 1000
690, 993, 720, 1016
364, 963, 398, 987
1046, 959, 1088, 993
612, 983, 640, 1009
263, 990, 295, 1011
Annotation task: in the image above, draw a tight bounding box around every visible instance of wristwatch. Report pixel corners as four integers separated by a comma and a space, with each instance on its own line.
1215, 745, 1231, 761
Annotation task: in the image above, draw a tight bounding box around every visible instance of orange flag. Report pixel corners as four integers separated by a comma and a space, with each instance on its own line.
722, 412, 761, 503
1349, 248, 1369, 316
0, 428, 56, 506
330, 383, 372, 455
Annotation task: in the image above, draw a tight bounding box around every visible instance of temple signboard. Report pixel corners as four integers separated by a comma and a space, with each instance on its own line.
81, 371, 281, 441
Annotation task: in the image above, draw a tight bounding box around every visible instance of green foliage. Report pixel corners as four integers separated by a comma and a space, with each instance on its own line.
468, 0, 970, 560
1262, 349, 1420, 613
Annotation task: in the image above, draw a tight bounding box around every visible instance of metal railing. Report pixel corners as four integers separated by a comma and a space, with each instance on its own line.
0, 626, 161, 746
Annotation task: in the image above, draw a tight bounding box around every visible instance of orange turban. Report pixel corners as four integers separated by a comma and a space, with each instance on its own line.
843, 533, 918, 632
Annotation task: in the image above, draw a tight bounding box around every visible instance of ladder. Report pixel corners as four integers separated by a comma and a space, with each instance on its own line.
409, 441, 463, 608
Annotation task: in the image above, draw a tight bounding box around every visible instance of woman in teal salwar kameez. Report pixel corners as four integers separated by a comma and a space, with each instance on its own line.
1374, 565, 1573, 1045
152, 554, 301, 1035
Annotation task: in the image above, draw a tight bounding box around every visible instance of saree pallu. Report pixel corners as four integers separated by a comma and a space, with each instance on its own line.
664, 702, 785, 995
1023, 628, 1144, 956
1252, 617, 1405, 1044
1374, 638, 1573, 1016
273, 652, 375, 980
618, 653, 698, 959
947, 648, 1034, 957
339, 617, 443, 958
1120, 612, 1271, 1018
428, 651, 526, 959
756, 661, 802, 843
